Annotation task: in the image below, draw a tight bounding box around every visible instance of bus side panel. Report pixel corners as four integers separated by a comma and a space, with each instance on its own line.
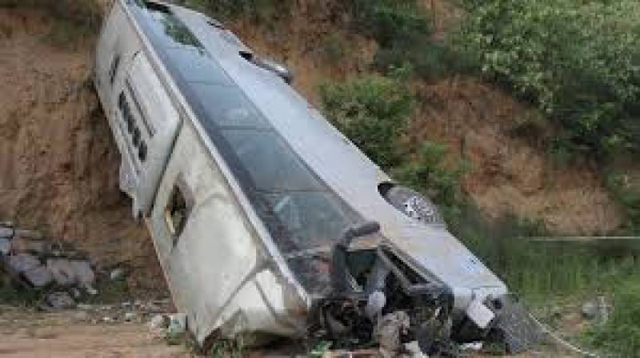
94, 1, 145, 208
147, 123, 299, 343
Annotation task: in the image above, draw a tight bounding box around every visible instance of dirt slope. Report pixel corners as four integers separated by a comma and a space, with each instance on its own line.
0, 8, 164, 293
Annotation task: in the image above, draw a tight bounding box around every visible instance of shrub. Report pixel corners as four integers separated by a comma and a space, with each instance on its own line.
460, 0, 640, 158
319, 74, 412, 169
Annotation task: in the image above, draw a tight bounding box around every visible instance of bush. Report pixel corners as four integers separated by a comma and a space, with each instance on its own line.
460, 0, 640, 158
319, 74, 412, 169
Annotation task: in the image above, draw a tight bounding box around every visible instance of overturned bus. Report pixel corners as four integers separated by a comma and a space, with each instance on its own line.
94, 0, 537, 354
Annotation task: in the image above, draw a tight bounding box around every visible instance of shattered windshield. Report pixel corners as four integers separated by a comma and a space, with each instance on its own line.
223, 128, 360, 253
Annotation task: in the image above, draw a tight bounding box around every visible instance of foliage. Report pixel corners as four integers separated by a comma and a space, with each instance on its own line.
586, 279, 640, 357
207, 339, 244, 358
394, 141, 469, 220
343, 0, 473, 80
319, 74, 412, 169
346, 0, 430, 48
459, 0, 640, 158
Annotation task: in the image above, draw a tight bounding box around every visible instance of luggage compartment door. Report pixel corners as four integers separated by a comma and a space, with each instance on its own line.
120, 52, 181, 216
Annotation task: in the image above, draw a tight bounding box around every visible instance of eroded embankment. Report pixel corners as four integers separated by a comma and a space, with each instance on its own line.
0, 8, 164, 294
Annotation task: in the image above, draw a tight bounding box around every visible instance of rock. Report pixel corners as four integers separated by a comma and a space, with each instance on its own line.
0, 238, 11, 255
13, 229, 43, 240
23, 265, 53, 287
149, 314, 169, 330
46, 259, 77, 286
167, 313, 187, 336
582, 301, 599, 320
0, 226, 14, 239
109, 267, 126, 281
124, 312, 138, 322
69, 260, 95, 286
11, 237, 51, 256
5, 253, 40, 274
46, 292, 76, 309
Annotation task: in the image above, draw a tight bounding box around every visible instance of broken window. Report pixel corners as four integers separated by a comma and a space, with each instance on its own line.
109, 54, 121, 85
165, 184, 190, 239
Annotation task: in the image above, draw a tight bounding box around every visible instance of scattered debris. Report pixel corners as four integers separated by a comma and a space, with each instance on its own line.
168, 313, 188, 336
46, 292, 76, 309
374, 311, 410, 357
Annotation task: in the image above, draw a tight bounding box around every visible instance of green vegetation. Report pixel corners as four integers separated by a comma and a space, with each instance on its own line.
459, 0, 640, 159
344, 0, 473, 80
319, 73, 412, 169
586, 279, 640, 357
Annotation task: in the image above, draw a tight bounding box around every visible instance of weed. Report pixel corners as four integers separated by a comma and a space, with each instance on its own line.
207, 338, 244, 358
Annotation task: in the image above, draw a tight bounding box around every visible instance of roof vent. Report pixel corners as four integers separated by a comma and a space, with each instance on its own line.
240, 51, 294, 84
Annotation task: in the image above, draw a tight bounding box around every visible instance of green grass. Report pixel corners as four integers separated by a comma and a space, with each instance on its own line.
585, 279, 640, 357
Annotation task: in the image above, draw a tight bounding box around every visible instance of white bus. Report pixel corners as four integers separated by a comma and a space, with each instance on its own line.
94, 0, 534, 354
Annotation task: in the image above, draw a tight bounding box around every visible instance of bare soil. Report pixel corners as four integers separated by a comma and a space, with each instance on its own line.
0, 306, 192, 358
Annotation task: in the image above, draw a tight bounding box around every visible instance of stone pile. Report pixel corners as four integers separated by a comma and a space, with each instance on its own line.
0, 222, 97, 308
